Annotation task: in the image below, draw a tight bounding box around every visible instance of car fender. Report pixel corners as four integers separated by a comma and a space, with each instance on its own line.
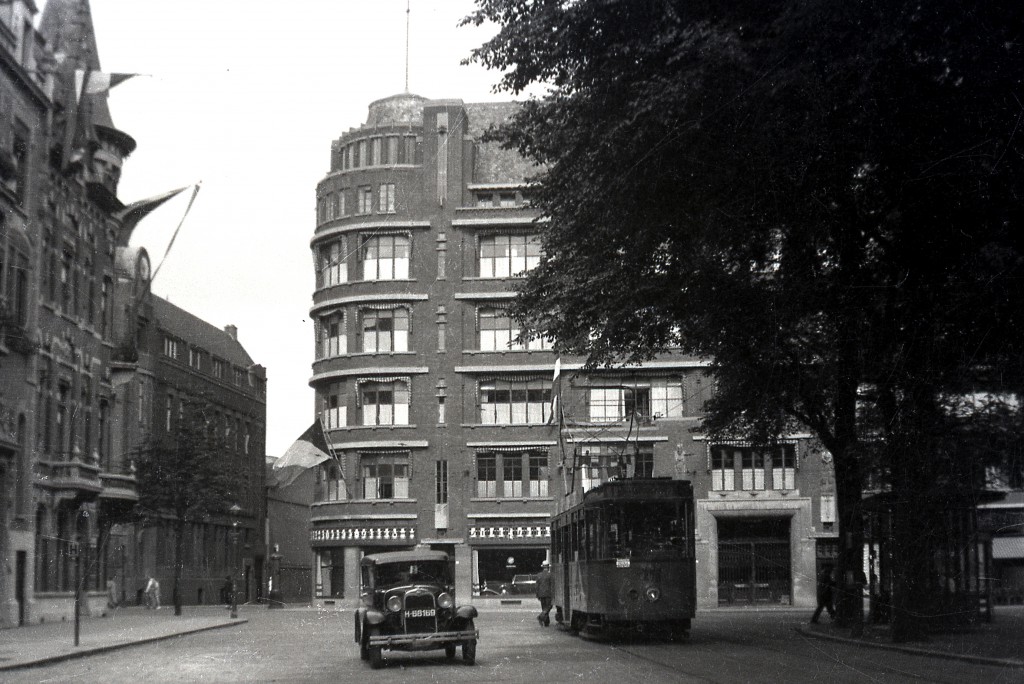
364, 608, 387, 626
455, 605, 478, 620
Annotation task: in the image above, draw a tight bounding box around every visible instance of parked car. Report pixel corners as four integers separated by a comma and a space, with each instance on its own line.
354, 549, 478, 669
510, 573, 538, 595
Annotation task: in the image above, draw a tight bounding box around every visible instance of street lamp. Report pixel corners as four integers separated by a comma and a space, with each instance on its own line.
229, 503, 241, 619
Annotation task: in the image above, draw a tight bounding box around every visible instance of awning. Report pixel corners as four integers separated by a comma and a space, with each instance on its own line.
992, 537, 1024, 560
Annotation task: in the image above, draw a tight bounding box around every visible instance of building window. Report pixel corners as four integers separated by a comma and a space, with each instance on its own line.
478, 233, 541, 278
588, 386, 651, 423
360, 379, 409, 426
338, 190, 347, 216
357, 186, 372, 214
476, 453, 496, 498
371, 137, 382, 165
741, 450, 767, 490
326, 193, 336, 220
163, 336, 178, 360
317, 462, 345, 502
385, 136, 399, 165
361, 234, 409, 280
476, 193, 494, 207
213, 358, 226, 379
319, 238, 347, 287
321, 381, 346, 428
651, 379, 684, 419
529, 453, 550, 497
499, 192, 517, 208
476, 450, 550, 498
10, 121, 30, 204
710, 446, 736, 491
479, 378, 552, 424
361, 307, 409, 353
503, 456, 523, 497
478, 306, 550, 351
772, 444, 797, 490
361, 452, 410, 499
188, 347, 203, 370
378, 183, 396, 213
318, 310, 346, 358
436, 460, 448, 504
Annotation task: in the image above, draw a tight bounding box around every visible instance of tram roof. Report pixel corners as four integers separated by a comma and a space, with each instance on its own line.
581, 478, 693, 504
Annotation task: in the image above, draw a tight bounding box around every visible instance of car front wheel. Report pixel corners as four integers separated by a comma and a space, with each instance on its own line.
462, 619, 476, 665
367, 628, 383, 669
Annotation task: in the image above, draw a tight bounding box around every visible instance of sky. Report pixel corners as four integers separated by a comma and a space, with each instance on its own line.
44, 0, 510, 455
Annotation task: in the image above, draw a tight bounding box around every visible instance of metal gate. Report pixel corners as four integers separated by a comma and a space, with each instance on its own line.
718, 540, 792, 605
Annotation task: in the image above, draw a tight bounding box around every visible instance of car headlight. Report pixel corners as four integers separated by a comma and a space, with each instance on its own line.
645, 586, 661, 602
386, 596, 403, 613
437, 592, 454, 609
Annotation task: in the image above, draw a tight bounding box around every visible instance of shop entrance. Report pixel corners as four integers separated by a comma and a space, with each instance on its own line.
717, 517, 792, 605
475, 548, 547, 596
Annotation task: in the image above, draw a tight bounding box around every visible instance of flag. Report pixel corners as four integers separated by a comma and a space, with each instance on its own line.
275, 420, 334, 470
113, 186, 190, 245
75, 69, 139, 99
547, 357, 561, 425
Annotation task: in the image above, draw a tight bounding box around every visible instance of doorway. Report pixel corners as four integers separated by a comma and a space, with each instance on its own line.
717, 517, 792, 605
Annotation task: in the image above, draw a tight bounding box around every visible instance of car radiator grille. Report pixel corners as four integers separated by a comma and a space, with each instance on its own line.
403, 591, 437, 633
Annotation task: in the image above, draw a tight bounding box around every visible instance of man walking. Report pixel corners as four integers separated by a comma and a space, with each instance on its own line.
536, 560, 553, 626
811, 565, 835, 624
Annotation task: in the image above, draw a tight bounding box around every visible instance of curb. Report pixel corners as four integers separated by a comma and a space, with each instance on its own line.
794, 626, 1024, 669
0, 619, 249, 672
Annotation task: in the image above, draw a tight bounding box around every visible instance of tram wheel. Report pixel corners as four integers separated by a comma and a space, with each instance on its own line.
569, 611, 586, 633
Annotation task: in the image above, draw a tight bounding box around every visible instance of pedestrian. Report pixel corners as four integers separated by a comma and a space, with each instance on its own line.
810, 565, 835, 624
536, 559, 553, 626
222, 576, 233, 607
145, 576, 161, 610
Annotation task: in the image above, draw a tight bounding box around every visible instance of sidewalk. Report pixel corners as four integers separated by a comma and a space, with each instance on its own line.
796, 605, 1024, 668
0, 605, 247, 671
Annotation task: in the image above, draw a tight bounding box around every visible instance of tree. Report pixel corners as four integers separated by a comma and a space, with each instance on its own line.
465, 0, 1024, 640
135, 396, 235, 615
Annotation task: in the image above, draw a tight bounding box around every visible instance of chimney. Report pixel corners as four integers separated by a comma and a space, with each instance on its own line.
224, 324, 237, 340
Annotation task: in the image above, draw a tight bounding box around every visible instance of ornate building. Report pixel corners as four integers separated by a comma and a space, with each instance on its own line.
0, 0, 268, 626
310, 94, 838, 610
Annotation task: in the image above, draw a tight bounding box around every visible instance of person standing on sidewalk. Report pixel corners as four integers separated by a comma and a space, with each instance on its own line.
145, 576, 161, 610
811, 565, 835, 623
536, 560, 553, 626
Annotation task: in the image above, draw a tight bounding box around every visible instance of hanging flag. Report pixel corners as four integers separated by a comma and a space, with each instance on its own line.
113, 185, 190, 245
74, 69, 139, 99
274, 420, 334, 470
547, 357, 562, 424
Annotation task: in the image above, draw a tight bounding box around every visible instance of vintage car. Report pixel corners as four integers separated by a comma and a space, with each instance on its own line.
354, 549, 479, 668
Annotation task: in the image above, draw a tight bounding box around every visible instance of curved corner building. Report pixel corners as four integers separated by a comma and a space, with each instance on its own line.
309, 94, 835, 610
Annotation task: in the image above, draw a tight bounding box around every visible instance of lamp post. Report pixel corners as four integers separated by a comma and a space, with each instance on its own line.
73, 507, 90, 647
229, 504, 241, 619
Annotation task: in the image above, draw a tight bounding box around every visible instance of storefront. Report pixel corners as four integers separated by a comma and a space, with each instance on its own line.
467, 519, 550, 597
310, 520, 417, 607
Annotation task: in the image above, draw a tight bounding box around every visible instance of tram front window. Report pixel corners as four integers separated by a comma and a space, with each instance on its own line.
602, 501, 687, 560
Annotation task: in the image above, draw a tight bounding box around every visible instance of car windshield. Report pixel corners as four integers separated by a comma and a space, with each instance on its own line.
375, 560, 451, 587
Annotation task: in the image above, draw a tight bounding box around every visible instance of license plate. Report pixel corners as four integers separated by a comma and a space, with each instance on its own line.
405, 609, 435, 618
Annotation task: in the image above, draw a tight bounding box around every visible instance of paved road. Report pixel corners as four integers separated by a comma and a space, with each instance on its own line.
4, 607, 1020, 683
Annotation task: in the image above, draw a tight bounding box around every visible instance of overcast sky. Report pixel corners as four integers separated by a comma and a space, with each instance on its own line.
52, 0, 509, 455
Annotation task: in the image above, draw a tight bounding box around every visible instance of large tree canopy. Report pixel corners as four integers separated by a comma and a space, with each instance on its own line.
466, 0, 1024, 639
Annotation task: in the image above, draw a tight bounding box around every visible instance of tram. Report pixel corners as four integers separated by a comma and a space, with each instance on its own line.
551, 478, 696, 638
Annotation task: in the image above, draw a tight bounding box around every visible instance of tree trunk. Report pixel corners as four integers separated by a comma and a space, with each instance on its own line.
833, 450, 865, 634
